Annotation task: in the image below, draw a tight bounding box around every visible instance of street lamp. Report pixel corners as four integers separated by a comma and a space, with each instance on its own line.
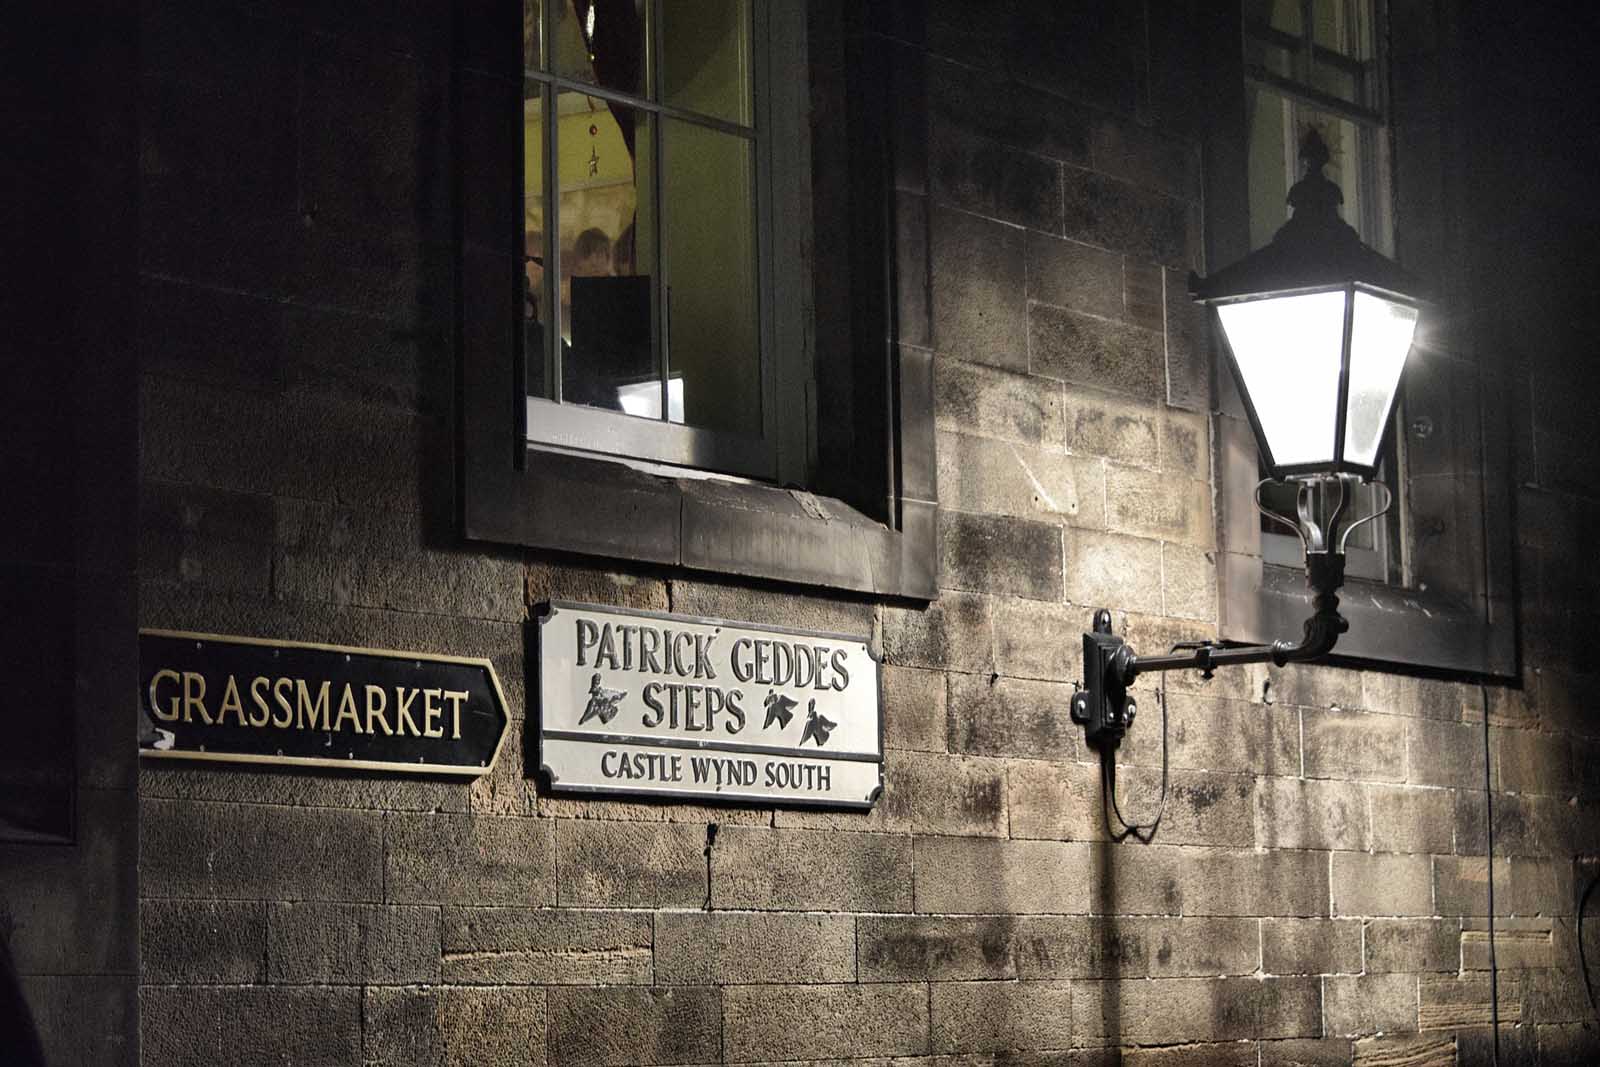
1070, 129, 1425, 764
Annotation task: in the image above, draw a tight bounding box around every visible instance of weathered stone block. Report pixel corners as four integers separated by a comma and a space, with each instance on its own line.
1405, 717, 1489, 789
939, 510, 1064, 601
139, 899, 266, 984
772, 749, 1004, 837
1302, 707, 1407, 783
1165, 267, 1211, 413
931, 120, 1064, 235
142, 797, 383, 902
948, 673, 1083, 761
1087, 844, 1329, 918
1072, 976, 1321, 1045
1495, 726, 1575, 797
714, 826, 911, 912
1363, 671, 1472, 721
526, 561, 669, 614
1268, 662, 1365, 712
931, 979, 1074, 1053
437, 986, 547, 1067
934, 357, 1065, 446
1090, 117, 1201, 202
1332, 853, 1434, 917
656, 911, 854, 985
441, 907, 651, 985
385, 812, 554, 906
1261, 918, 1362, 976
1019, 916, 1259, 979
937, 430, 1105, 528
274, 498, 524, 621
882, 591, 993, 673
1103, 465, 1213, 549
1352, 1033, 1455, 1067
1254, 776, 1371, 851
362, 986, 441, 1067
1005, 758, 1101, 842
267, 901, 440, 984
1061, 167, 1189, 267
1324, 973, 1419, 1037
140, 480, 274, 596
1026, 231, 1124, 319
1261, 1038, 1355, 1067
1163, 542, 1218, 621
1030, 304, 1165, 402
914, 836, 1089, 914
1061, 391, 1161, 469
1368, 785, 1456, 854
1462, 916, 1555, 971
1159, 691, 1300, 777
1124, 259, 1165, 333
1433, 855, 1567, 918
1366, 918, 1462, 973
1491, 791, 1578, 858
1064, 531, 1165, 616
930, 204, 1028, 370
723, 982, 929, 1061
1419, 974, 1522, 1030
140, 986, 362, 1067
556, 819, 704, 908
858, 915, 1017, 981
882, 664, 948, 752
548, 987, 719, 1067
991, 597, 1090, 681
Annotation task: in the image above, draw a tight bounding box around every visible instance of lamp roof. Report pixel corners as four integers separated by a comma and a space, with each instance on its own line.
1190, 129, 1424, 303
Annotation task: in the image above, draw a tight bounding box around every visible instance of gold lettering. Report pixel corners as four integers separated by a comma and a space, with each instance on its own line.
218, 674, 247, 726
394, 687, 421, 736
443, 690, 467, 741
182, 671, 211, 724
423, 688, 443, 738
333, 683, 363, 733
364, 684, 393, 735
271, 677, 294, 728
150, 669, 181, 722
295, 679, 329, 731
249, 676, 271, 726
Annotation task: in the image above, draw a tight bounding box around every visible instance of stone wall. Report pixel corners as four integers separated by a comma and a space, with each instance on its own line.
131, 2, 1600, 1066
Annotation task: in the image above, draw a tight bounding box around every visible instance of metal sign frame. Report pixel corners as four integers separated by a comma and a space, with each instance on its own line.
138, 629, 510, 777
535, 601, 884, 810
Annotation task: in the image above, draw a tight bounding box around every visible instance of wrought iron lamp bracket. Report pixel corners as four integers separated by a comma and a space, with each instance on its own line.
1071, 473, 1381, 752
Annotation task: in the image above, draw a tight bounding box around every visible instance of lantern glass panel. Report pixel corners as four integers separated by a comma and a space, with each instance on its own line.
1343, 290, 1417, 468
1217, 289, 1347, 470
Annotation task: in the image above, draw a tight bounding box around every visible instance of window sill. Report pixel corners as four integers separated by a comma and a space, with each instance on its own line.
462, 447, 937, 601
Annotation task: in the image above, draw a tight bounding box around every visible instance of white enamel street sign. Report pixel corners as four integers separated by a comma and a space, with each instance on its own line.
536, 601, 883, 808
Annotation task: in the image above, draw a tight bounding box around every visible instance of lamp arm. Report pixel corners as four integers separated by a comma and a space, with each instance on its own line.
1070, 553, 1348, 750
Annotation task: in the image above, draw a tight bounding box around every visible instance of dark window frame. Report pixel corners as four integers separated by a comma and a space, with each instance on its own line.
1203, 3, 1517, 678
456, 2, 937, 600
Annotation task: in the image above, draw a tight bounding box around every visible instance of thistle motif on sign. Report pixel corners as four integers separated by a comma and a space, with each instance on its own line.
578, 673, 627, 726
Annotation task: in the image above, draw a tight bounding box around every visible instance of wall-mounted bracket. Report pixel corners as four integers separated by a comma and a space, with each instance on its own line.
1070, 609, 1136, 750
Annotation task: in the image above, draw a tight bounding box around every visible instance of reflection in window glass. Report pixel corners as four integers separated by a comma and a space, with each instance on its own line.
663, 119, 759, 436
524, 0, 542, 71
557, 91, 656, 416
662, 0, 752, 126
524, 81, 551, 402
554, 0, 650, 98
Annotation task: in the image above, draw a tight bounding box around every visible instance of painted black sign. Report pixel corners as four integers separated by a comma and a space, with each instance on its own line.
138, 630, 508, 776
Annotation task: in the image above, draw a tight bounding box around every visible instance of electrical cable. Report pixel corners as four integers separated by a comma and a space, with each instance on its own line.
1480, 682, 1500, 1066
1100, 646, 1184, 843
1580, 866, 1600, 1023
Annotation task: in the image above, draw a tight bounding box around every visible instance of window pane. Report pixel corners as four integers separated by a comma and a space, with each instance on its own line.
662, 0, 752, 126
1218, 290, 1346, 469
554, 0, 650, 98
525, 82, 551, 401
1245, 87, 1294, 251
1343, 292, 1417, 467
1313, 0, 1371, 59
525, 0, 542, 71
557, 90, 658, 416
1245, 0, 1301, 35
662, 119, 760, 436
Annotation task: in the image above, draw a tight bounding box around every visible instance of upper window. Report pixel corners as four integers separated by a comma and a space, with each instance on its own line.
1210, 0, 1516, 676
520, 0, 804, 483
1243, 0, 1402, 583
459, 3, 938, 599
